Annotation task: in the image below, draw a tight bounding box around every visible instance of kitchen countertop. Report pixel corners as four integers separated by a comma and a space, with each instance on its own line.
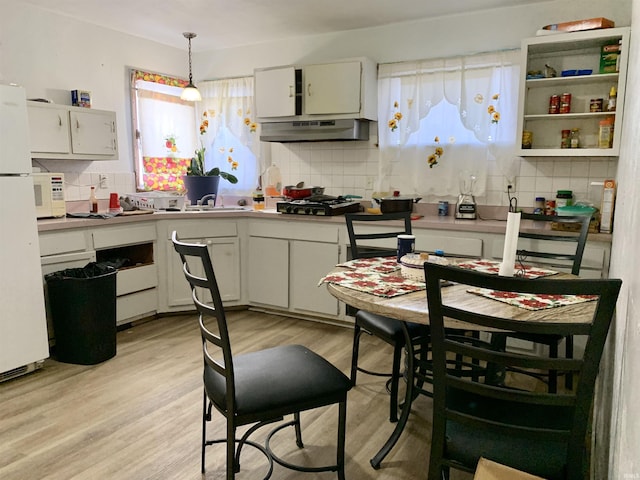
36, 206, 613, 244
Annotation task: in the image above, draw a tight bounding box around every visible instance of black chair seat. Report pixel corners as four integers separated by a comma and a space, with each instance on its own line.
205, 344, 351, 422
356, 311, 428, 344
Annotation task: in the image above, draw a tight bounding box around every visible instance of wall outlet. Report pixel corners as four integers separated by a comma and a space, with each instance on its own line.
506, 178, 516, 193
98, 174, 108, 189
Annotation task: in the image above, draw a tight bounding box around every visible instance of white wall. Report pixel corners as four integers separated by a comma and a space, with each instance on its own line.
197, 0, 630, 205
602, 0, 640, 477
0, 0, 631, 204
0, 1, 188, 200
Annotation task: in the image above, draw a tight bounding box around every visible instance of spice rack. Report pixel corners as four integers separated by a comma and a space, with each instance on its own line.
516, 27, 630, 156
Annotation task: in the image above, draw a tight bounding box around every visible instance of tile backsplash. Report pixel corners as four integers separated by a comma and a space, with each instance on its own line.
61, 172, 137, 202
269, 129, 617, 209
55, 144, 617, 211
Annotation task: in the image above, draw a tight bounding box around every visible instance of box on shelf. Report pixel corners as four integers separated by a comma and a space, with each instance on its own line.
125, 192, 185, 211
71, 89, 91, 108
600, 43, 621, 73
542, 17, 614, 33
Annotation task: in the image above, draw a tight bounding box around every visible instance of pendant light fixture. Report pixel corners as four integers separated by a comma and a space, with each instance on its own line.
180, 32, 202, 101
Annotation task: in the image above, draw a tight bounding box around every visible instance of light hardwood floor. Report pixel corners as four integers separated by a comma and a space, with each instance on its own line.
0, 310, 474, 480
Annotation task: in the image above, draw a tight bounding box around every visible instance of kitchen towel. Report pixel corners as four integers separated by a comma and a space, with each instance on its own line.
499, 211, 521, 276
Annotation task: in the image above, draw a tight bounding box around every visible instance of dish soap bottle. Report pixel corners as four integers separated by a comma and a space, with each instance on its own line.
89, 186, 98, 213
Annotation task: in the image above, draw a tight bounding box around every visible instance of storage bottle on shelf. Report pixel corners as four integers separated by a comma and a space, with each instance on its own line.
599, 118, 614, 148
607, 86, 617, 112
570, 128, 580, 149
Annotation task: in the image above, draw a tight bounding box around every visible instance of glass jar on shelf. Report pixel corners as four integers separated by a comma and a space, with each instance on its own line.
570, 128, 580, 149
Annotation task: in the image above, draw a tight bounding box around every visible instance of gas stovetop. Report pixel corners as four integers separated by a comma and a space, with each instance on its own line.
277, 196, 362, 216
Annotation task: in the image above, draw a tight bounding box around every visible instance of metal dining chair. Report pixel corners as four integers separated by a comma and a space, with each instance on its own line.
344, 211, 430, 423
423, 262, 621, 479
498, 212, 592, 391
172, 231, 352, 479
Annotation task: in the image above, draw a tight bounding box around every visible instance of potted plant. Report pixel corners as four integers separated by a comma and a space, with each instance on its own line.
183, 111, 239, 205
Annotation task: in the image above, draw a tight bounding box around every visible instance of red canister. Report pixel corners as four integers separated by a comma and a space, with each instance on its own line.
548, 94, 560, 114
559, 93, 571, 114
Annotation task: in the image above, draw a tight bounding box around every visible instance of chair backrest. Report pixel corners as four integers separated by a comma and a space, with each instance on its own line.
171, 231, 236, 411
345, 211, 412, 259
423, 262, 621, 479
517, 212, 590, 275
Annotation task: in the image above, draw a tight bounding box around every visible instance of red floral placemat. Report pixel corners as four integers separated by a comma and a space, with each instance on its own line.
319, 269, 425, 298
336, 256, 400, 274
467, 287, 597, 311
455, 259, 558, 279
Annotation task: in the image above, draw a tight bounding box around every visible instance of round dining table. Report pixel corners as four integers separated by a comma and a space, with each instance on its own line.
323, 258, 596, 468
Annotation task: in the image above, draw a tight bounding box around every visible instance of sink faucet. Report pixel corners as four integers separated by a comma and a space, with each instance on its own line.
197, 193, 217, 207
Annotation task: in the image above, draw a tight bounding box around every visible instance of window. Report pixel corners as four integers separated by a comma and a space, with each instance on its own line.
131, 70, 260, 194
131, 70, 195, 191
377, 51, 520, 201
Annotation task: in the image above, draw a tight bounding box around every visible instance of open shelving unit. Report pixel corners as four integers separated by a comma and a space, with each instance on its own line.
516, 27, 630, 157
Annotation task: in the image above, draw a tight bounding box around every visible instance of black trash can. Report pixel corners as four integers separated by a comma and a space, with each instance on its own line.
45, 262, 117, 365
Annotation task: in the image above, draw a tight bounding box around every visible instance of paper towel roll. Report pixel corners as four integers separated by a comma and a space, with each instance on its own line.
499, 211, 521, 277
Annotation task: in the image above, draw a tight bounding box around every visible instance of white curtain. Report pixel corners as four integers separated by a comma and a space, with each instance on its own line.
197, 77, 260, 194
377, 51, 520, 200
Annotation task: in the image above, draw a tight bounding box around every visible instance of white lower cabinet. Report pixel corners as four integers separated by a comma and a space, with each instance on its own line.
159, 219, 241, 312
92, 224, 158, 325
248, 220, 340, 318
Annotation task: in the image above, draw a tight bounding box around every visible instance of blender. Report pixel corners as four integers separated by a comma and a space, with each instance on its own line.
455, 174, 477, 219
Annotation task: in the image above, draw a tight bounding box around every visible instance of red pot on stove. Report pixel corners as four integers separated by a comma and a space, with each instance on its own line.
282, 185, 325, 199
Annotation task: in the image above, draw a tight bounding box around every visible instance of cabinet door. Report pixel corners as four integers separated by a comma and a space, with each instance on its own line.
304, 62, 361, 115
166, 236, 241, 307
70, 109, 117, 156
290, 240, 339, 316
27, 104, 71, 154
247, 237, 289, 308
255, 67, 297, 118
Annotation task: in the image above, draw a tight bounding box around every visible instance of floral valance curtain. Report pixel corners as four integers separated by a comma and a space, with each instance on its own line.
377, 51, 520, 200
197, 77, 260, 194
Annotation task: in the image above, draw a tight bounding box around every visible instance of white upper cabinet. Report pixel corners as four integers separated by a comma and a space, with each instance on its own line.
28, 101, 118, 160
303, 62, 361, 115
516, 27, 630, 157
69, 109, 118, 156
255, 66, 298, 118
255, 58, 377, 121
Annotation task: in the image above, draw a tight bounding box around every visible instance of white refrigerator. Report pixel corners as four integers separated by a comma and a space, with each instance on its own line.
0, 84, 49, 381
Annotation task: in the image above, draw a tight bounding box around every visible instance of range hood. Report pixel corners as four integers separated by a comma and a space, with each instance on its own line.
260, 119, 369, 142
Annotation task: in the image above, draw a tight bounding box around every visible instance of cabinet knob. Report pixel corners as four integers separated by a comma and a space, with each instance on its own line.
57, 115, 62, 127
307, 83, 312, 96
288, 85, 294, 98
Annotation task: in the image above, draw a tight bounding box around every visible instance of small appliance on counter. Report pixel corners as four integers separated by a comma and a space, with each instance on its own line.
33, 172, 66, 218
455, 174, 477, 220
277, 195, 361, 216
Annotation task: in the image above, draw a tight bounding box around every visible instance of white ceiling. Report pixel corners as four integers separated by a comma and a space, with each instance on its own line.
21, 0, 550, 51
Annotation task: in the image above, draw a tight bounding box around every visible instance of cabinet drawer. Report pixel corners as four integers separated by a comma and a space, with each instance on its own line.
116, 264, 157, 296
249, 220, 339, 243
169, 220, 237, 239
93, 224, 156, 249
116, 289, 157, 324
40, 231, 89, 256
